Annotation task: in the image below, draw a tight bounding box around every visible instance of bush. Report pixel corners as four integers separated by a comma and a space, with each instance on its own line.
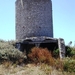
71, 48, 75, 56
28, 47, 54, 65
65, 46, 72, 57
0, 40, 26, 62
63, 58, 75, 72
65, 46, 75, 57
54, 59, 64, 71
0, 49, 26, 61
0, 39, 6, 42
53, 49, 59, 58
53, 46, 75, 58
0, 41, 15, 49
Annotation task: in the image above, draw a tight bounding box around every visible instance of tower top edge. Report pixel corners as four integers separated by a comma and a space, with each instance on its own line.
16, 0, 52, 2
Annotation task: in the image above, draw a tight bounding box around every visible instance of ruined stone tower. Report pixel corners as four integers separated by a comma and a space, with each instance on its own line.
16, 0, 53, 39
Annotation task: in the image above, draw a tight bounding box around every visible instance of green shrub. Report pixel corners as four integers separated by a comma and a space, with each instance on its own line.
8, 40, 16, 47
71, 48, 75, 56
0, 42, 14, 49
53, 46, 75, 58
53, 49, 59, 58
65, 46, 72, 57
63, 58, 75, 72
65, 46, 75, 57
0, 49, 26, 61
0, 40, 26, 62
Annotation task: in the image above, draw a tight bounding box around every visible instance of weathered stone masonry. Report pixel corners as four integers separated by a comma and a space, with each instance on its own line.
16, 0, 53, 39
15, 0, 65, 58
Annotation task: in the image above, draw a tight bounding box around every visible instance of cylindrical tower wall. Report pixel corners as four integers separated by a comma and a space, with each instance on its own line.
16, 0, 53, 39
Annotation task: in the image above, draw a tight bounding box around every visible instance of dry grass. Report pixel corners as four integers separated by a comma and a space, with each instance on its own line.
0, 63, 46, 75
0, 63, 75, 75
28, 47, 54, 65
0, 40, 75, 75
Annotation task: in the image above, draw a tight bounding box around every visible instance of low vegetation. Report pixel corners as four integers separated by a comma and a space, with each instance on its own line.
28, 47, 54, 65
0, 39, 75, 75
0, 40, 26, 63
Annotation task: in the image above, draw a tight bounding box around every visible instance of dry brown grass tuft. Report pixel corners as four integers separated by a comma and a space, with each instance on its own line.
28, 47, 54, 65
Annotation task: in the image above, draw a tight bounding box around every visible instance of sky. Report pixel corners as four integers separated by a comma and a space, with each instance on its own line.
0, 0, 75, 45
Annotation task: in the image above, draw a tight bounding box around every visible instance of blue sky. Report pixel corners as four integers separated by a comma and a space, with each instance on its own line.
0, 0, 75, 45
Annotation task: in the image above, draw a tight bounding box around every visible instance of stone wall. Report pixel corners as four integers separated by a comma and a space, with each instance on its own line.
16, 0, 53, 39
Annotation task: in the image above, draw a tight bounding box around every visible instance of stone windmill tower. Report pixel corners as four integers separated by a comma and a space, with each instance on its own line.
15, 0, 53, 40
15, 0, 66, 59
